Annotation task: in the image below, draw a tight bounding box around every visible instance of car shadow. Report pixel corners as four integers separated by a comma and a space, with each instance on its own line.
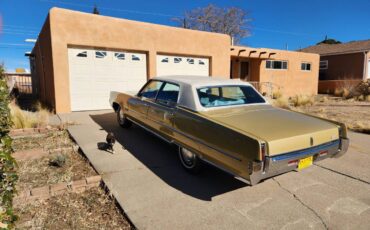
90, 112, 247, 201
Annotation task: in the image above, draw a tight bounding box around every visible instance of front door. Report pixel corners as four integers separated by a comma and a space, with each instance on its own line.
147, 82, 180, 138
128, 80, 164, 125
239, 61, 250, 81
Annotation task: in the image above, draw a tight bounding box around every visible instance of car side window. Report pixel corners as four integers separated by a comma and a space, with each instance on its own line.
138, 81, 163, 99
156, 82, 180, 106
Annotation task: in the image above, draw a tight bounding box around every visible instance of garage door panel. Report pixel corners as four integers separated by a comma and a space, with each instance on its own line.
157, 54, 209, 77
68, 48, 147, 111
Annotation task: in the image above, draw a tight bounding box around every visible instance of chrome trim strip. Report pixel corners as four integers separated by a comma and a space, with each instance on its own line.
271, 140, 340, 162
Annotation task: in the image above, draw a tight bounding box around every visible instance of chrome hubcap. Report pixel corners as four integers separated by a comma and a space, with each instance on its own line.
181, 148, 195, 166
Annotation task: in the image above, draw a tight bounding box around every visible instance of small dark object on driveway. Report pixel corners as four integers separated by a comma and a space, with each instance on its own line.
106, 132, 116, 153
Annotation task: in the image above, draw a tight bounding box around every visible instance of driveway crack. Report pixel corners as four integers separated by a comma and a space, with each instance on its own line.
313, 164, 370, 185
272, 178, 328, 230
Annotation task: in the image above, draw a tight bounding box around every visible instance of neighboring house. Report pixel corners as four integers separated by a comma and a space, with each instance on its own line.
31, 8, 319, 113
4, 72, 32, 94
300, 39, 370, 93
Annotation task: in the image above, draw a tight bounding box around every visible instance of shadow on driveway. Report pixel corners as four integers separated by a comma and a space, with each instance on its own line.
90, 112, 246, 201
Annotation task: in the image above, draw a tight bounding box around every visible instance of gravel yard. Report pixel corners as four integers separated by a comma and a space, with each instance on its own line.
289, 95, 370, 134
13, 130, 133, 229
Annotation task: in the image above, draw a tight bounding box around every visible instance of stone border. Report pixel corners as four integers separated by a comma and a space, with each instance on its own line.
13, 175, 102, 205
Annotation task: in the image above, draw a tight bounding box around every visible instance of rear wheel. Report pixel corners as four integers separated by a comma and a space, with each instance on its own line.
116, 106, 132, 128
178, 146, 202, 174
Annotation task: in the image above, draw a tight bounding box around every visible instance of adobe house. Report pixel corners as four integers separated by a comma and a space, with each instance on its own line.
31, 7, 319, 113
300, 40, 370, 93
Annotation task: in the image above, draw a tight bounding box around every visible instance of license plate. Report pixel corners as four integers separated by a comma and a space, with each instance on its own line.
298, 156, 313, 170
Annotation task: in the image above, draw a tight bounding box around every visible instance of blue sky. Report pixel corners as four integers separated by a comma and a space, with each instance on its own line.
1, 0, 369, 72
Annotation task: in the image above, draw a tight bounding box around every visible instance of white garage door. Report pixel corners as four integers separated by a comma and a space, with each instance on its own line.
68, 48, 147, 111
156, 54, 209, 77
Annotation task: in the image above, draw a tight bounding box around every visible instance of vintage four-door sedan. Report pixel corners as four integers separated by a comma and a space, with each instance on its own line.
109, 76, 349, 185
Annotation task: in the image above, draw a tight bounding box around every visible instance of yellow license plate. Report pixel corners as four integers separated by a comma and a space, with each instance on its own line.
298, 156, 313, 170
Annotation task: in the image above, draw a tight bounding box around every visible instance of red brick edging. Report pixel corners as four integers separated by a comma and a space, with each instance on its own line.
14, 175, 102, 205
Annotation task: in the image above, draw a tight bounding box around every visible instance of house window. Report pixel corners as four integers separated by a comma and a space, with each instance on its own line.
114, 52, 125, 60
76, 51, 87, 57
320, 60, 328, 69
301, 62, 311, 71
199, 60, 205, 65
161, 58, 169, 63
266, 60, 288, 70
132, 55, 140, 61
187, 58, 194, 64
174, 58, 182, 63
95, 51, 107, 59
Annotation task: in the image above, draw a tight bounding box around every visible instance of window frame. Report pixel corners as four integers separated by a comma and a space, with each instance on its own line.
76, 51, 87, 58
95, 51, 107, 59
265, 60, 288, 70
155, 81, 181, 107
137, 80, 164, 100
114, 52, 125, 60
196, 84, 266, 108
301, 62, 312, 71
320, 60, 328, 70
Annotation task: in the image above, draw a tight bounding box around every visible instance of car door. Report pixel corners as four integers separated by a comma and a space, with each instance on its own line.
147, 82, 180, 139
127, 80, 164, 125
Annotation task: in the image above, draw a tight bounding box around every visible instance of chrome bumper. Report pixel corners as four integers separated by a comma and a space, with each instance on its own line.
248, 138, 349, 186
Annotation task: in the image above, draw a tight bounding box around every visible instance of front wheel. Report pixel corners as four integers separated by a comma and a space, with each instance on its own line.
178, 146, 202, 174
116, 106, 132, 128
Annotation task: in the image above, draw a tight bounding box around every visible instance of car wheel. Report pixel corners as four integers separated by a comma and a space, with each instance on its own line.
117, 106, 132, 128
179, 146, 202, 174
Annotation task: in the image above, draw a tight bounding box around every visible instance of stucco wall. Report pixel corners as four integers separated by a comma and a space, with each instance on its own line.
258, 50, 319, 96
31, 15, 55, 109
319, 53, 365, 80
45, 8, 230, 113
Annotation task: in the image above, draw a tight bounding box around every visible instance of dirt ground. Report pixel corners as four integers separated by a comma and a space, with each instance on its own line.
12, 130, 73, 151
291, 95, 370, 134
15, 187, 132, 229
13, 130, 133, 229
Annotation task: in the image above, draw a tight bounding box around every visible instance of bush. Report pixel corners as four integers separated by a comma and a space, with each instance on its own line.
273, 97, 290, 109
9, 102, 50, 129
0, 65, 18, 228
291, 95, 315, 107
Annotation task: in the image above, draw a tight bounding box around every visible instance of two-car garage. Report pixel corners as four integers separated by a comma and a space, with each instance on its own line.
67, 47, 210, 111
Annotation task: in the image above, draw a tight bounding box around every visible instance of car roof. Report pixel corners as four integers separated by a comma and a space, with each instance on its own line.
153, 75, 252, 88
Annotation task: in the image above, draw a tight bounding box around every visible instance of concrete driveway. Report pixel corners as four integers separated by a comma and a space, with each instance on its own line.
61, 111, 370, 230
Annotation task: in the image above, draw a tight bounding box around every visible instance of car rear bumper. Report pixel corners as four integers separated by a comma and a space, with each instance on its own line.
248, 138, 349, 185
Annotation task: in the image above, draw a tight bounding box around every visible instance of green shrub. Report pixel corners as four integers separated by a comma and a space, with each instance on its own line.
0, 64, 18, 228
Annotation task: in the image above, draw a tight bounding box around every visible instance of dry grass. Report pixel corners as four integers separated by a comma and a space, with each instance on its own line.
10, 102, 51, 129
273, 97, 290, 109
17, 148, 97, 191
291, 95, 370, 134
12, 130, 72, 152
272, 90, 283, 99
15, 131, 96, 190
290, 95, 315, 107
15, 187, 132, 229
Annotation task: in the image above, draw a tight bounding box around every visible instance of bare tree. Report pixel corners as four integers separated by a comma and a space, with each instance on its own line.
173, 4, 251, 44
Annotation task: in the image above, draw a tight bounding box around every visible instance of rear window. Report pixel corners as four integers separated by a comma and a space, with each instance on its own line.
197, 85, 265, 108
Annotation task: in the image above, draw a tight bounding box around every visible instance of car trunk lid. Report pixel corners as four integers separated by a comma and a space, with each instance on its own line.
200, 105, 339, 156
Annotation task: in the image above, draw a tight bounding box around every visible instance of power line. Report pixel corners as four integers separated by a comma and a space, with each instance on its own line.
39, 0, 178, 17
0, 43, 34, 47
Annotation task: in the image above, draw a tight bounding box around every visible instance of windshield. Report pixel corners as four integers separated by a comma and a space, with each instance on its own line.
197, 85, 266, 108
